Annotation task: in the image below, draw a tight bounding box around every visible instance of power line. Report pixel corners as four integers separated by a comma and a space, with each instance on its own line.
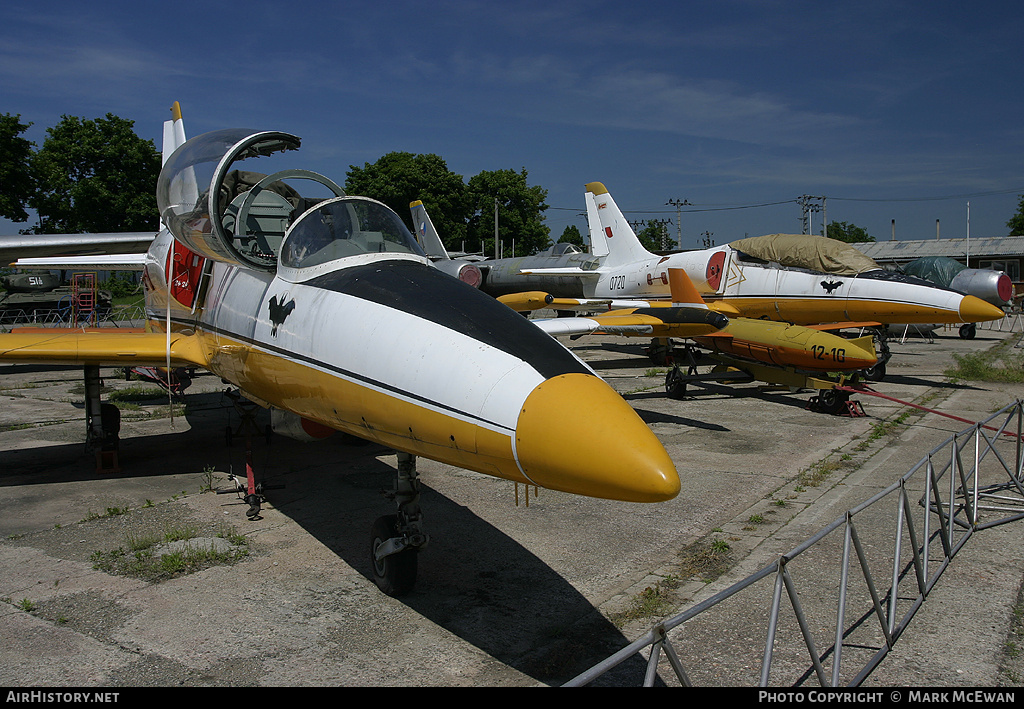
546, 187, 1024, 219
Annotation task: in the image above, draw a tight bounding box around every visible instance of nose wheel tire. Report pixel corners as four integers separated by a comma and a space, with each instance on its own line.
815, 388, 849, 415
665, 366, 689, 399
370, 514, 418, 597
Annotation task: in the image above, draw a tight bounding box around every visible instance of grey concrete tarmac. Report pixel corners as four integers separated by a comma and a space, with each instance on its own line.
1, 323, 1022, 687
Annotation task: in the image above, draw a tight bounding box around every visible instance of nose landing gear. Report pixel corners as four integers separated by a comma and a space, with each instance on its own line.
370, 451, 429, 597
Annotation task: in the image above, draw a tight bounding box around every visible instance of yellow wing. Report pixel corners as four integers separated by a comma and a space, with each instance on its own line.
0, 328, 208, 367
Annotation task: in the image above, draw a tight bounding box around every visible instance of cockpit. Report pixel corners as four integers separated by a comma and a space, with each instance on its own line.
278, 197, 425, 278
156, 129, 424, 277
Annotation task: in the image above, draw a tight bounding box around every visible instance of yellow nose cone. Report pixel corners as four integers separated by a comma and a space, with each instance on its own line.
959, 295, 1005, 323
515, 373, 680, 502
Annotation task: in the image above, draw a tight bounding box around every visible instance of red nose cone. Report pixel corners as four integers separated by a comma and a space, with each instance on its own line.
998, 274, 1013, 305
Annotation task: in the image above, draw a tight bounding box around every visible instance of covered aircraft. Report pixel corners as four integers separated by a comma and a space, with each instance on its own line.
0, 108, 684, 597
520, 182, 1005, 329
900, 256, 1013, 309
898, 256, 1013, 339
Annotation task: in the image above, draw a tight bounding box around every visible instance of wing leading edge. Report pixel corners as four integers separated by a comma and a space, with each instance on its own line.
0, 329, 208, 367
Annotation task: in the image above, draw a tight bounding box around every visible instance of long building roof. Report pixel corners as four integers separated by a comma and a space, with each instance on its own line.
851, 236, 1024, 264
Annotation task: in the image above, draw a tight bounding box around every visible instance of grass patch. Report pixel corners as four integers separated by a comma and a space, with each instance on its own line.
676, 538, 733, 583
81, 506, 130, 522
90, 522, 248, 582
612, 576, 682, 626
106, 385, 166, 402
867, 410, 911, 441
799, 458, 841, 488
945, 338, 1024, 383
611, 539, 734, 627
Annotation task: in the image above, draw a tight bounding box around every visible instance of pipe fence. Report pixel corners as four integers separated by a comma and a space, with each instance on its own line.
0, 305, 145, 329
566, 400, 1024, 687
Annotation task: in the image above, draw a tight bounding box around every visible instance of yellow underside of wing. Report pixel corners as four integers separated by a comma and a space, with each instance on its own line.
0, 328, 209, 367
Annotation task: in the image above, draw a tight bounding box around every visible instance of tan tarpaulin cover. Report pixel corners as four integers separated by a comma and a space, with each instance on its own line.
729, 234, 881, 275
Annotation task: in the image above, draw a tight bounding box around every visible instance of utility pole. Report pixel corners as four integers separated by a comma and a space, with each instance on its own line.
701, 231, 715, 248
649, 218, 673, 250
666, 198, 691, 246
628, 219, 674, 250
797, 195, 825, 235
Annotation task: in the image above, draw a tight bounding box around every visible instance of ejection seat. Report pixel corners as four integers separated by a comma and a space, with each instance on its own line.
219, 168, 347, 269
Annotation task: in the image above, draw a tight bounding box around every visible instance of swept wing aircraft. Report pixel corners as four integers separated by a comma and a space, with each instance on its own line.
0, 109, 684, 597
409, 198, 600, 298
522, 182, 1005, 328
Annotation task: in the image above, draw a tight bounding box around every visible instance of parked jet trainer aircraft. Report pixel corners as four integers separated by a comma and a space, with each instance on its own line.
410, 200, 879, 411
521, 182, 1005, 329
0, 109, 692, 596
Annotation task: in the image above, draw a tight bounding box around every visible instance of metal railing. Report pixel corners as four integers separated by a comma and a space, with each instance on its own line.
566, 400, 1024, 687
961, 312, 1024, 334
0, 305, 145, 329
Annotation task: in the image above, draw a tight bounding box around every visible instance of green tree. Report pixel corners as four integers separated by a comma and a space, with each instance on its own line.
465, 168, 550, 257
826, 220, 874, 243
559, 224, 585, 250
28, 113, 160, 233
345, 152, 469, 247
0, 113, 35, 223
1007, 195, 1024, 236
636, 222, 676, 252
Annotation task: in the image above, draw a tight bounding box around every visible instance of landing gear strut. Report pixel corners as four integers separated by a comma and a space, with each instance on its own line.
216, 389, 283, 520
861, 329, 891, 382
84, 365, 121, 473
370, 451, 428, 597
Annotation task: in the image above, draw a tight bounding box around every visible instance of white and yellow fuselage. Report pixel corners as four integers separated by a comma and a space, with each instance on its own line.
0, 129, 682, 504
139, 229, 678, 503
579, 182, 1004, 327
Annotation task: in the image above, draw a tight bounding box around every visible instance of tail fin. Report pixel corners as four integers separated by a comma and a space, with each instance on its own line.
668, 268, 707, 308
161, 101, 187, 166
584, 187, 609, 258
585, 182, 656, 267
160, 102, 197, 229
410, 200, 450, 260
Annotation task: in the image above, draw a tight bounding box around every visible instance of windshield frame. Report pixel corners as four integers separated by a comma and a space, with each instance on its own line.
277, 195, 428, 282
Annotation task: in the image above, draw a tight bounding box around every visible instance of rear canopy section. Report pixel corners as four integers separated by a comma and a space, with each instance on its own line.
157, 129, 345, 270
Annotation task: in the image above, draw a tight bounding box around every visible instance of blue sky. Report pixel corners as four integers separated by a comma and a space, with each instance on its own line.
2, 0, 1022, 248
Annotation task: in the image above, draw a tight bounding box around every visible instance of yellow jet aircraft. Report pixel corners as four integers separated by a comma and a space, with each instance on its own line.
0, 106, 719, 596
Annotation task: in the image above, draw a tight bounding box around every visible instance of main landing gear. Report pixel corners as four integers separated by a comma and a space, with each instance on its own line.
84, 365, 121, 474
370, 451, 429, 597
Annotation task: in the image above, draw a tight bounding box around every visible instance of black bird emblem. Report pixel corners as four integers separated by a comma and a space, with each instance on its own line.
820, 279, 843, 294
268, 294, 296, 336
